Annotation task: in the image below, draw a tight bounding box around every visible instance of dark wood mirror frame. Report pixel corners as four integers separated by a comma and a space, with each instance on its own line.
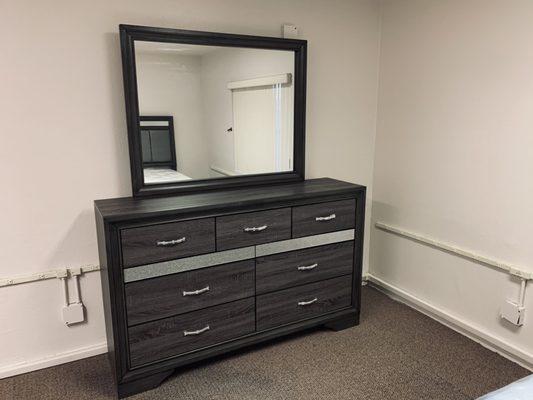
120, 24, 307, 197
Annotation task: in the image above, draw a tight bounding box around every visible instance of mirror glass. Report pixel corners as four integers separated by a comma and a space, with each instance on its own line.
135, 41, 295, 184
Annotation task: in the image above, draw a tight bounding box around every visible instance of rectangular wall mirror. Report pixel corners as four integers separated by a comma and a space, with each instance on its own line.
120, 25, 307, 196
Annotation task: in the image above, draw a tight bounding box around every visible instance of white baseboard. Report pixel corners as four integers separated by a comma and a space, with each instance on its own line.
0, 341, 107, 379
365, 274, 533, 372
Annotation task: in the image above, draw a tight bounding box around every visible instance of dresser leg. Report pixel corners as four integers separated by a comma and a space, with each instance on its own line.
324, 313, 359, 332
118, 369, 174, 398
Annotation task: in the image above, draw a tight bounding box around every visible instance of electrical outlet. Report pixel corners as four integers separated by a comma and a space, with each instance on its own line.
62, 303, 85, 326
500, 300, 525, 326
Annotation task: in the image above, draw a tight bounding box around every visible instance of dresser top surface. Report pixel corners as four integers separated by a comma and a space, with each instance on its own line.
95, 178, 365, 222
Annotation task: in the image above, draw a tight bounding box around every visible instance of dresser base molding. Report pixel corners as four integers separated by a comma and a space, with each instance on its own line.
324, 312, 359, 331
118, 369, 174, 399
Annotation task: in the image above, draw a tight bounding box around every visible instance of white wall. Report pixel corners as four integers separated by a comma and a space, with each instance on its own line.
371, 0, 533, 367
0, 0, 380, 376
136, 51, 210, 178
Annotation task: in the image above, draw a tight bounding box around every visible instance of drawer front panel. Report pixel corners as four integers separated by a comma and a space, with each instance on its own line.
128, 298, 255, 368
121, 218, 215, 268
256, 241, 353, 294
292, 199, 356, 238
216, 208, 291, 251
125, 260, 255, 326
256, 276, 352, 331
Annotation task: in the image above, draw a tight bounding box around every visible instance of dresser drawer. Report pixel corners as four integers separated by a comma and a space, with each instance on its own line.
121, 218, 215, 268
292, 199, 356, 238
125, 260, 255, 326
256, 276, 352, 331
128, 298, 255, 368
216, 208, 291, 251
256, 242, 353, 294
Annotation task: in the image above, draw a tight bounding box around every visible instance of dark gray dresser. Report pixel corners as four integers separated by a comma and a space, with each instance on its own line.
95, 178, 366, 398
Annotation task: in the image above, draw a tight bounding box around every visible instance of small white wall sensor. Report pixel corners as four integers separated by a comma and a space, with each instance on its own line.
282, 24, 298, 39
62, 303, 85, 326
500, 299, 525, 326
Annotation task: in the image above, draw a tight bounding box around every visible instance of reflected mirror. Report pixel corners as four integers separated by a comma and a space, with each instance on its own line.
120, 25, 306, 196
136, 42, 294, 184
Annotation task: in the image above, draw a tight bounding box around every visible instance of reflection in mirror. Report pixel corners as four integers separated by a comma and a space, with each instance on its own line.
135, 41, 295, 184
139, 116, 189, 183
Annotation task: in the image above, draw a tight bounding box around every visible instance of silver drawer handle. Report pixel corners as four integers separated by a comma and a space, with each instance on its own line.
156, 237, 186, 246
243, 225, 268, 233
298, 298, 318, 306
297, 263, 318, 271
183, 325, 210, 337
183, 286, 210, 296
315, 214, 336, 222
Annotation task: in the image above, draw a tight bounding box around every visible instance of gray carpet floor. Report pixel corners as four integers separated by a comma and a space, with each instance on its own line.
1, 286, 529, 399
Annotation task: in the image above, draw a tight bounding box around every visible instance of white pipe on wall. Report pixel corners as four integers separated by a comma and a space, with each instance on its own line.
519, 279, 528, 308
72, 275, 81, 304
375, 221, 531, 320
60, 278, 69, 308
375, 222, 533, 280
0, 265, 100, 288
